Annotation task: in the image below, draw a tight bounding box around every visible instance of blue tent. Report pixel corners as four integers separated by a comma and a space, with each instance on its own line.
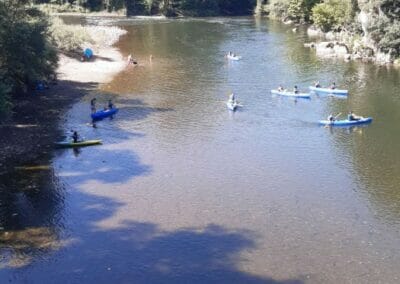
84, 48, 93, 59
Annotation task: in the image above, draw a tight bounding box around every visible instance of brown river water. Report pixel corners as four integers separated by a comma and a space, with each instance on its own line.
1, 17, 400, 283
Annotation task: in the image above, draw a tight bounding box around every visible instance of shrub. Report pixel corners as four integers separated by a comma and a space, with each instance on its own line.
311, 0, 353, 32
49, 17, 93, 53
267, 0, 291, 19
0, 1, 58, 107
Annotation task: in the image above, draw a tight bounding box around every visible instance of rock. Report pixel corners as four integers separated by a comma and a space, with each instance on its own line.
307, 27, 324, 37
333, 44, 349, 56
376, 51, 393, 64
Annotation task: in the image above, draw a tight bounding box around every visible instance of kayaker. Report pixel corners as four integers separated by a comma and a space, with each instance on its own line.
108, 99, 114, 109
277, 85, 284, 92
229, 93, 235, 102
348, 111, 362, 121
127, 54, 137, 65
330, 82, 336, 89
328, 114, 336, 123
293, 85, 299, 94
314, 81, 321, 88
90, 98, 97, 113
72, 131, 79, 143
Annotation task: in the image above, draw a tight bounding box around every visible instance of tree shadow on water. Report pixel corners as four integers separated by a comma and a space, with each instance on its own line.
56, 147, 151, 185
0, 188, 304, 284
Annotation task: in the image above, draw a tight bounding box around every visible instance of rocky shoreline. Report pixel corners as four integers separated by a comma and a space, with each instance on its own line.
302, 26, 396, 65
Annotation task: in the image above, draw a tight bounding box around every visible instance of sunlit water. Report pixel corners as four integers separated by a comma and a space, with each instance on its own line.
1, 17, 400, 283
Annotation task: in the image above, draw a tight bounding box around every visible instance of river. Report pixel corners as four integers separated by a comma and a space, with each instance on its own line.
1, 17, 400, 283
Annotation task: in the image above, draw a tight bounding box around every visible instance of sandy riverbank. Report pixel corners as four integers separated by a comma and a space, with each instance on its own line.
0, 25, 127, 172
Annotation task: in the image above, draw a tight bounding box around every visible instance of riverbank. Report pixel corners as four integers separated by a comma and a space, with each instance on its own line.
0, 25, 126, 174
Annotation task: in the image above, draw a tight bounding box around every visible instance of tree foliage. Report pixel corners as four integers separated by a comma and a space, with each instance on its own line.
0, 0, 57, 110
311, 0, 352, 32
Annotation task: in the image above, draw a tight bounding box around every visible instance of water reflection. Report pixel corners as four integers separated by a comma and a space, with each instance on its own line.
2, 16, 400, 282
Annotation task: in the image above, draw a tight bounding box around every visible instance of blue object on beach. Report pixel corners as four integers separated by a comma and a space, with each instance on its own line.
91, 108, 119, 121
84, 48, 93, 59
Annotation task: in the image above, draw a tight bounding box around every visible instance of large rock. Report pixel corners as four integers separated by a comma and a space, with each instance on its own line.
315, 41, 350, 58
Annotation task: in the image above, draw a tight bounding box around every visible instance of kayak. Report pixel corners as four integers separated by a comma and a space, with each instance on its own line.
226, 100, 238, 111
271, 89, 311, 99
55, 140, 102, 147
227, 54, 241, 61
309, 86, 348, 96
319, 117, 372, 126
91, 108, 118, 120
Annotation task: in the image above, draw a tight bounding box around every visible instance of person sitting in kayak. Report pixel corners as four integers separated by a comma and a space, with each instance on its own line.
90, 98, 97, 113
314, 81, 321, 88
348, 111, 362, 121
277, 85, 284, 92
127, 54, 137, 65
330, 82, 336, 89
328, 114, 336, 123
293, 85, 299, 94
72, 131, 80, 143
229, 93, 235, 102
108, 99, 114, 109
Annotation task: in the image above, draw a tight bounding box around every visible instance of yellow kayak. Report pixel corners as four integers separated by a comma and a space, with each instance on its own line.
55, 140, 102, 148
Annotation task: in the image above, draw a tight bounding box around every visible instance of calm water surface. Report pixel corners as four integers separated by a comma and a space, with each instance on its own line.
1, 17, 400, 283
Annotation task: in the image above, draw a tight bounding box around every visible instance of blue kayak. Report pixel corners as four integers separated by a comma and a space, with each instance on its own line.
91, 108, 118, 120
319, 117, 372, 126
309, 86, 348, 96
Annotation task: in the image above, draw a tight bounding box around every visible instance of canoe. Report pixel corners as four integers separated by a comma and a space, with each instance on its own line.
226, 100, 238, 111
91, 108, 118, 120
227, 54, 241, 61
319, 117, 372, 126
271, 89, 311, 99
55, 140, 102, 147
309, 86, 348, 96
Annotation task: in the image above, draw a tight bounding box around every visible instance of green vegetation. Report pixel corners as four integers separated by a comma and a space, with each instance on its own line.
0, 0, 57, 112
267, 0, 400, 59
33, 0, 257, 16
50, 17, 92, 54
368, 0, 400, 56
311, 0, 353, 32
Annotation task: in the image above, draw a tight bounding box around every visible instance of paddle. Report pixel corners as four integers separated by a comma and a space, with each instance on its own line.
324, 113, 341, 128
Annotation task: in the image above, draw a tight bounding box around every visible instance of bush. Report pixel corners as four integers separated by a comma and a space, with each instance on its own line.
267, 0, 291, 19
369, 16, 400, 56
49, 17, 93, 53
0, 1, 58, 108
311, 0, 353, 32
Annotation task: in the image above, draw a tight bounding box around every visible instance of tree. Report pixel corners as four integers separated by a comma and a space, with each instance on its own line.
0, 0, 57, 110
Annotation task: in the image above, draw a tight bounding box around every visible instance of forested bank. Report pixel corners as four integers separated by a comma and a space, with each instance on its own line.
264, 0, 400, 63
0, 0, 57, 113
33, 0, 257, 16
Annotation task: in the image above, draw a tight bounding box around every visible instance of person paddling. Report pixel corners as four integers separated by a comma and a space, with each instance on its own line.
90, 98, 97, 113
314, 81, 321, 88
330, 82, 336, 89
277, 85, 285, 92
229, 93, 235, 102
108, 99, 114, 109
348, 111, 362, 121
293, 85, 299, 94
72, 131, 80, 143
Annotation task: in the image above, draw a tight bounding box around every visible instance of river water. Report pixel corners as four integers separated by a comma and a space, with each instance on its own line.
1, 17, 400, 283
